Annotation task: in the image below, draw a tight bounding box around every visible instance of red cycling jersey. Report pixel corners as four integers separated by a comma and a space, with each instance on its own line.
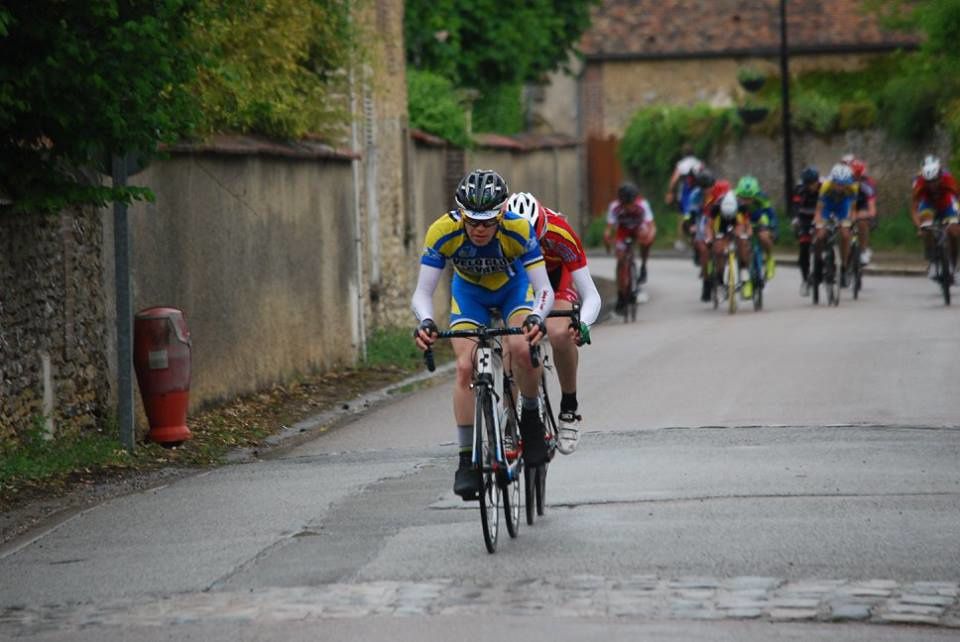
606, 197, 654, 231
912, 171, 959, 211
539, 206, 588, 303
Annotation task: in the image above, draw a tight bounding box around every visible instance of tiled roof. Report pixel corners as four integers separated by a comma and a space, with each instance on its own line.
581, 0, 920, 59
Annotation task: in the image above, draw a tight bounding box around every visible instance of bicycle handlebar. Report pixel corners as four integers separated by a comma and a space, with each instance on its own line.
422, 325, 541, 372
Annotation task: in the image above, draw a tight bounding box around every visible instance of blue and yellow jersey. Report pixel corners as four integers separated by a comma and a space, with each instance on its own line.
421, 210, 545, 290
819, 179, 859, 204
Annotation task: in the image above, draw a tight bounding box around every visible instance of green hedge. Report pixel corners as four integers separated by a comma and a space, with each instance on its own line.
407, 69, 471, 147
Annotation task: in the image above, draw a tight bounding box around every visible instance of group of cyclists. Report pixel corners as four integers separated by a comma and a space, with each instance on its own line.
672, 149, 959, 301
410, 153, 959, 502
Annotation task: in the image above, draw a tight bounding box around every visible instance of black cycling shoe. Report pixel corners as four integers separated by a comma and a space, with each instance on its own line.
519, 408, 548, 466
454, 455, 480, 500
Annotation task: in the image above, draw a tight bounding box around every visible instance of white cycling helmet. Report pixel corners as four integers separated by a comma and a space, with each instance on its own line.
829, 163, 853, 185
921, 155, 942, 181
506, 192, 545, 238
720, 191, 738, 219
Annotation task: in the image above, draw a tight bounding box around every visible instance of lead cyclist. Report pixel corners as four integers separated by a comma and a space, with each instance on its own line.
506, 192, 601, 455
412, 169, 555, 500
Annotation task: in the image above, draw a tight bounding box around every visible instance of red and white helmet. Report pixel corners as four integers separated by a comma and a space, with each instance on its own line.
506, 192, 545, 238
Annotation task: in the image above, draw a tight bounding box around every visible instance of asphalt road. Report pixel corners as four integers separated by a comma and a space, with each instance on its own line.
1, 257, 958, 641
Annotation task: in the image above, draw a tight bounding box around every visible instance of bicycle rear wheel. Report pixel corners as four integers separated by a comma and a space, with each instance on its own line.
476, 391, 499, 553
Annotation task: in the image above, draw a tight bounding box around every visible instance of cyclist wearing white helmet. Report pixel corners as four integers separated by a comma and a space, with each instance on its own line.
813, 163, 860, 287
911, 155, 960, 280
709, 190, 754, 299
506, 191, 602, 454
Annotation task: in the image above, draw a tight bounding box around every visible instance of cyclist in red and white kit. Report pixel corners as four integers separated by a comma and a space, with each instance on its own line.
507, 192, 601, 455
603, 182, 657, 302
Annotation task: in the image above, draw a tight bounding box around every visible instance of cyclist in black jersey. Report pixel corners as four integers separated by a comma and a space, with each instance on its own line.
791, 166, 821, 296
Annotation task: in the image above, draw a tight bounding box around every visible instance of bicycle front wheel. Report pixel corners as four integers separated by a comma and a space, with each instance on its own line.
494, 395, 521, 539
476, 391, 500, 553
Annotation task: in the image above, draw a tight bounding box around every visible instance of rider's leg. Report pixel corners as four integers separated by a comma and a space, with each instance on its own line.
858, 216, 872, 263
713, 237, 728, 281
546, 298, 582, 453
547, 300, 578, 399
840, 225, 851, 270
451, 336, 480, 497
758, 228, 775, 279
737, 234, 753, 298
638, 226, 655, 283
799, 241, 811, 282
507, 309, 549, 464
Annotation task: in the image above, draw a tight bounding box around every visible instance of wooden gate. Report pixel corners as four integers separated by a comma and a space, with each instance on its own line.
587, 135, 623, 218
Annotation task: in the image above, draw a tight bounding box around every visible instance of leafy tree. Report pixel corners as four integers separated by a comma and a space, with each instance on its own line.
406, 0, 596, 87
865, 0, 960, 144
405, 0, 597, 138
0, 1, 201, 212
188, 0, 356, 141
407, 70, 470, 147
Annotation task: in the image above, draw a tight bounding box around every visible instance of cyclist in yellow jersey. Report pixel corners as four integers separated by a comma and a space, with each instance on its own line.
412, 169, 555, 500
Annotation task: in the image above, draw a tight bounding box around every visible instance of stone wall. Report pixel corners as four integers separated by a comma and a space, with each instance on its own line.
0, 207, 110, 440
119, 142, 361, 411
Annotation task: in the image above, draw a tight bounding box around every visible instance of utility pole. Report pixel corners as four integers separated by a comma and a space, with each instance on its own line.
779, 0, 794, 216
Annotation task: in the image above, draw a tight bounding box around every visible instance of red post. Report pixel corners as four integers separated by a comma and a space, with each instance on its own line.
133, 307, 192, 445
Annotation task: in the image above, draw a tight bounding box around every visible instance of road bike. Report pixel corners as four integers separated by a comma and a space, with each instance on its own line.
712, 237, 740, 314
927, 221, 954, 306
523, 306, 582, 525
812, 219, 842, 307
424, 325, 533, 553
614, 237, 639, 323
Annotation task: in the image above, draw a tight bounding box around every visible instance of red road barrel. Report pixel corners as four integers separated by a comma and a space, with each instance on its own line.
133, 307, 192, 445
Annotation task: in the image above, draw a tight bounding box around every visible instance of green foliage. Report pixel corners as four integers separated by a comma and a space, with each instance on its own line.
791, 92, 839, 135
837, 100, 878, 130
619, 104, 741, 194
878, 74, 943, 143
407, 69, 470, 147
405, 0, 597, 136
188, 0, 355, 140
405, 0, 598, 89
473, 83, 524, 135
737, 66, 766, 84
0, 0, 201, 212
582, 214, 607, 247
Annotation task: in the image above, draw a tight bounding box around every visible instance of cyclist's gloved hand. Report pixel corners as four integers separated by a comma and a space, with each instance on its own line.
574, 321, 591, 346
522, 314, 546, 345
413, 318, 438, 351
